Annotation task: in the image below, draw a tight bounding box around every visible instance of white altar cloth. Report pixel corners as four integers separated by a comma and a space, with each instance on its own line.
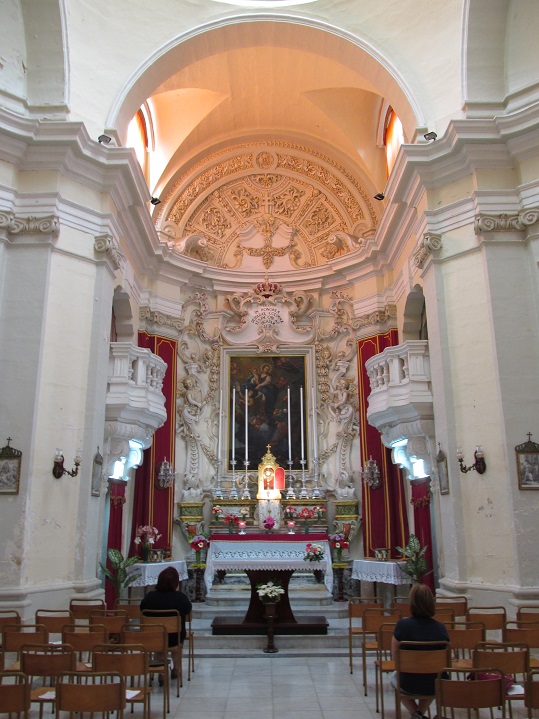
351, 559, 409, 585
126, 560, 188, 587
205, 539, 333, 593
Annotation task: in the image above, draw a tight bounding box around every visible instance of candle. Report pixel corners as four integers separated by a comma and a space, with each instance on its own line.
218, 389, 223, 459
231, 388, 236, 462
287, 521, 295, 534
312, 387, 318, 458
245, 387, 248, 462
300, 386, 304, 461
287, 386, 292, 463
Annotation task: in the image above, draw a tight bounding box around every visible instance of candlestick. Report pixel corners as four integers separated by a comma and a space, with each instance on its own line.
231, 388, 236, 463
287, 386, 292, 463
287, 521, 295, 535
311, 387, 318, 458
300, 386, 304, 461
239, 521, 246, 535
245, 388, 248, 462
218, 389, 223, 458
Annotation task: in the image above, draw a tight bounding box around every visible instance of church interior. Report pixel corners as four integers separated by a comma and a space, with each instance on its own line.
1, 1, 539, 712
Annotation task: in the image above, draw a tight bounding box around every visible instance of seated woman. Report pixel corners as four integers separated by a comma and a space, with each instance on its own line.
391, 583, 449, 719
140, 566, 192, 680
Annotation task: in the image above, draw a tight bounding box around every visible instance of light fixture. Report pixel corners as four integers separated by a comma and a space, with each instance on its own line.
150, 197, 161, 206
98, 134, 112, 145
156, 456, 175, 489
424, 131, 437, 141
52, 448, 82, 478
456, 445, 486, 474
374, 193, 385, 201
362, 455, 381, 489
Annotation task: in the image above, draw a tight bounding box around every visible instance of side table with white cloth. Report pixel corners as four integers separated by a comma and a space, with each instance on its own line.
126, 560, 188, 593
352, 559, 409, 603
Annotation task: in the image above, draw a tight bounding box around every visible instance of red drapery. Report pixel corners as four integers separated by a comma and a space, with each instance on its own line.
357, 331, 409, 558
105, 480, 127, 608
130, 333, 178, 556
410, 479, 435, 592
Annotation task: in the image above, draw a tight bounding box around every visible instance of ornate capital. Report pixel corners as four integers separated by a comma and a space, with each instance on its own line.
0, 211, 59, 238
475, 209, 539, 234
413, 233, 442, 268
94, 234, 124, 271
352, 304, 397, 331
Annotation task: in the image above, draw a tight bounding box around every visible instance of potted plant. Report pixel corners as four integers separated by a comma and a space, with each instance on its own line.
395, 534, 431, 584
100, 548, 141, 603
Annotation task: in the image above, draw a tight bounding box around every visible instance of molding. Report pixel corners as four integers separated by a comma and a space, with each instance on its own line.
413, 233, 443, 269
475, 208, 539, 234
0, 210, 59, 238
139, 306, 185, 336
94, 234, 125, 272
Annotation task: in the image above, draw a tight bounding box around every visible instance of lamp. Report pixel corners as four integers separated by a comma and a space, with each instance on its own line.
98, 134, 112, 145
362, 455, 381, 489
52, 448, 82, 478
424, 131, 437, 141
150, 197, 161, 206
374, 192, 385, 201
456, 445, 486, 474
156, 456, 175, 488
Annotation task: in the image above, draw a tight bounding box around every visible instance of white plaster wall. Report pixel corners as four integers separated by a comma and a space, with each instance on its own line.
505, 0, 539, 97
0, 0, 27, 108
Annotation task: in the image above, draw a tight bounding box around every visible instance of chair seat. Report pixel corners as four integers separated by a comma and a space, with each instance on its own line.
364, 641, 378, 650
451, 658, 472, 671
76, 660, 93, 672
375, 659, 395, 672
530, 657, 539, 668
31, 687, 57, 701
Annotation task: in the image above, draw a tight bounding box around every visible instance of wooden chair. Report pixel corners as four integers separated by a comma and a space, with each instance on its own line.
473, 641, 529, 718
114, 598, 141, 624
56, 670, 125, 718
394, 641, 451, 719
434, 595, 468, 619
390, 598, 412, 618
35, 610, 74, 640
518, 607, 539, 625
121, 623, 169, 718
61, 624, 107, 668
446, 620, 486, 671
432, 607, 455, 624
185, 610, 195, 681
525, 668, 539, 719
2, 623, 48, 663
467, 605, 507, 641
374, 623, 397, 719
89, 609, 129, 641
92, 644, 151, 719
68, 597, 105, 624
0, 610, 21, 646
361, 608, 402, 696
436, 667, 506, 718
348, 597, 383, 674
20, 643, 76, 719
0, 670, 31, 719
504, 621, 539, 668
141, 609, 183, 698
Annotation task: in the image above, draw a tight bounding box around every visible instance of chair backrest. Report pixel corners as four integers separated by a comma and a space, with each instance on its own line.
114, 598, 141, 622
0, 610, 21, 644
69, 597, 106, 622
56, 671, 126, 714
525, 668, 539, 714
61, 624, 108, 658
141, 609, 181, 643
348, 597, 383, 622
20, 643, 76, 679
433, 607, 455, 624
446, 621, 486, 652
0, 671, 31, 716
517, 606, 539, 624
504, 621, 539, 648
390, 599, 412, 618
396, 641, 451, 676
2, 623, 48, 655
466, 606, 507, 631
435, 596, 468, 618
363, 608, 401, 635
121, 623, 168, 654
92, 643, 149, 678
436, 668, 506, 716
473, 641, 529, 678
89, 609, 129, 635
376, 623, 397, 656
35, 609, 74, 635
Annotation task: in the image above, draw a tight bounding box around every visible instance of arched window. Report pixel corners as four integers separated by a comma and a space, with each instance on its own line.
384, 107, 404, 176
126, 108, 149, 177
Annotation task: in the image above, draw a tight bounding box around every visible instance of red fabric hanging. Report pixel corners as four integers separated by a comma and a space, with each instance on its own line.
105, 480, 126, 608
410, 478, 435, 592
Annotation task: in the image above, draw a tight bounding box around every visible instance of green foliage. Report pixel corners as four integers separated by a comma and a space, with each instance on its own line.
395, 534, 431, 584
99, 549, 141, 600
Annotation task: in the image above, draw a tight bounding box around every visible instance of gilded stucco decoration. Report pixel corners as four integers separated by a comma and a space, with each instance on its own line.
158, 142, 375, 271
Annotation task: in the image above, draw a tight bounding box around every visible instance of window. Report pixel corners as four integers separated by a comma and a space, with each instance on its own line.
384, 108, 404, 176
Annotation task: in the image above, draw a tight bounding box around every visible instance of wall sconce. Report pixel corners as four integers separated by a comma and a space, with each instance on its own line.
362, 455, 381, 489
374, 192, 385, 201
424, 131, 438, 141
156, 456, 175, 489
98, 134, 112, 145
456, 445, 486, 474
150, 197, 161, 206
52, 448, 82, 478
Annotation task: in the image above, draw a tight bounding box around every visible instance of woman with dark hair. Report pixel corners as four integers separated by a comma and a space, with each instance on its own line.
391, 584, 449, 719
140, 566, 192, 680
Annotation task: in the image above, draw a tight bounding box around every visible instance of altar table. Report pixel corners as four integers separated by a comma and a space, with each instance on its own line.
126, 559, 188, 588
352, 559, 409, 601
207, 534, 331, 634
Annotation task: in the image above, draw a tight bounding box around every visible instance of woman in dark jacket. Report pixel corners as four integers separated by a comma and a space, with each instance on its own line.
140, 566, 192, 679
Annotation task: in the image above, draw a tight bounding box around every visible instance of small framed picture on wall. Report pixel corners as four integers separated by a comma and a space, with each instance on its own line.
437, 445, 449, 495
516, 434, 539, 490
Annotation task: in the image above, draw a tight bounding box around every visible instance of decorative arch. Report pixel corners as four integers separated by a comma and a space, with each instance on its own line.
402, 285, 427, 341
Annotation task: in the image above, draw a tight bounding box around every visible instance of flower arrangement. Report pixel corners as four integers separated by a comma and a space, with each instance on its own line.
312, 505, 325, 520
134, 525, 161, 561
256, 580, 285, 604
329, 533, 350, 562
224, 514, 239, 533
304, 543, 324, 562
263, 515, 275, 531
284, 506, 296, 519
212, 505, 223, 520
189, 534, 209, 564
299, 507, 315, 532
240, 507, 249, 519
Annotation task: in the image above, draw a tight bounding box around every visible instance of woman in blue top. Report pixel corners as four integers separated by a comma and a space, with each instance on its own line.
391, 583, 449, 719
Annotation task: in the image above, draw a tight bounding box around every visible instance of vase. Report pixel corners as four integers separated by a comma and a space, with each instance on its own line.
336, 548, 343, 563
195, 550, 201, 564
142, 544, 150, 562
304, 519, 310, 533
228, 524, 234, 534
